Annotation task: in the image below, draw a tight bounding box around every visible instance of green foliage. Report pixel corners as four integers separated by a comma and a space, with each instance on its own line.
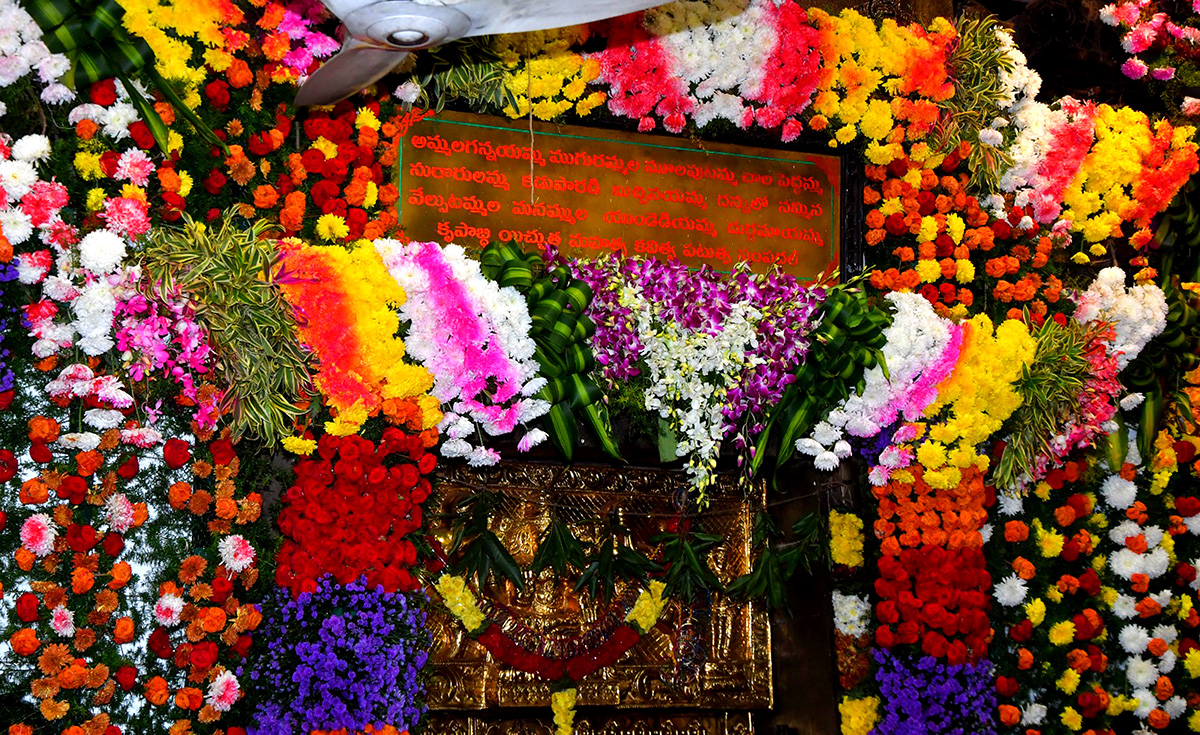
728, 512, 827, 611
480, 242, 620, 461
403, 38, 520, 114
139, 213, 311, 445
574, 514, 660, 603
530, 517, 587, 578
449, 491, 526, 591
995, 318, 1095, 490
657, 529, 725, 600
940, 15, 1015, 194
751, 279, 890, 478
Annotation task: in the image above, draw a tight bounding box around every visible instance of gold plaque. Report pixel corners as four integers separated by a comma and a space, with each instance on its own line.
398, 111, 840, 280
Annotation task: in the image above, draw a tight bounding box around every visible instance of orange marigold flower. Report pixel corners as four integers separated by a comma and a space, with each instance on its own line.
71, 568, 94, 595
1155, 675, 1174, 701
39, 698, 67, 720
1136, 596, 1163, 618
252, 185, 279, 209
1148, 637, 1169, 657
145, 676, 169, 706
11, 628, 40, 656
28, 416, 60, 443
113, 617, 135, 644
1148, 708, 1170, 729
179, 556, 207, 584
175, 686, 204, 710
1004, 520, 1029, 542
1012, 556, 1036, 580
109, 561, 132, 590
75, 451, 104, 478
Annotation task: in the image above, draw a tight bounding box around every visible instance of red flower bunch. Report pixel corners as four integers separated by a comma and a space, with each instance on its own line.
275, 428, 435, 595
874, 545, 991, 664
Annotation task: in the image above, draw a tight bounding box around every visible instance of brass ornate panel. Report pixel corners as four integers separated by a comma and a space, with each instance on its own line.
425, 461, 771, 727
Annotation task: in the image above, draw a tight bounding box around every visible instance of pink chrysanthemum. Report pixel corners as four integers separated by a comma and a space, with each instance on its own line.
207, 670, 241, 712
105, 493, 136, 533
20, 513, 56, 557
154, 593, 184, 627
50, 606, 75, 637
218, 534, 255, 573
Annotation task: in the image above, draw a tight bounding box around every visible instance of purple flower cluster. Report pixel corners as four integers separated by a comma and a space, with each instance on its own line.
0, 261, 17, 394
246, 576, 430, 734
873, 649, 997, 735
569, 254, 824, 443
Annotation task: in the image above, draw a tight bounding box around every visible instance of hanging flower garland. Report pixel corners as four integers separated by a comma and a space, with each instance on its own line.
376, 239, 550, 466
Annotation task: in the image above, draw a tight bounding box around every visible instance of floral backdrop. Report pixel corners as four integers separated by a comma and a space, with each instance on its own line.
2, 1, 1200, 734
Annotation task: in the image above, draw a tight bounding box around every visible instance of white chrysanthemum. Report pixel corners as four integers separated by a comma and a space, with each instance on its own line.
1185, 515, 1200, 536
0, 157, 36, 199
811, 422, 842, 446
120, 426, 163, 448
11, 133, 50, 161
794, 438, 823, 456
1131, 687, 1156, 718
84, 408, 124, 430
1021, 703, 1047, 725
1119, 624, 1151, 654
39, 82, 72, 104
517, 429, 547, 452
57, 432, 100, 452
994, 573, 1028, 607
1160, 650, 1177, 674
1113, 593, 1139, 619
217, 534, 256, 573
980, 523, 993, 543
0, 208, 32, 243
440, 438, 471, 457
831, 591, 871, 637
1110, 548, 1143, 579
1126, 657, 1158, 688
1165, 695, 1188, 718
1109, 520, 1143, 546
78, 229, 127, 274
466, 445, 500, 467
998, 491, 1024, 516
1101, 475, 1138, 509
1144, 547, 1171, 578
154, 592, 185, 626
833, 440, 853, 459
813, 451, 840, 471
1120, 393, 1145, 410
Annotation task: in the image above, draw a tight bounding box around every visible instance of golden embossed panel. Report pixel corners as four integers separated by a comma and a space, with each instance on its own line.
425, 461, 771, 727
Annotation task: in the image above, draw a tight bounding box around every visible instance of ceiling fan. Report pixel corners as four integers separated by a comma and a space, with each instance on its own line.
296, 0, 669, 106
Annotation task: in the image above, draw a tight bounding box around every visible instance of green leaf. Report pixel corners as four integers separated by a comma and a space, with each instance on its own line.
543, 402, 578, 462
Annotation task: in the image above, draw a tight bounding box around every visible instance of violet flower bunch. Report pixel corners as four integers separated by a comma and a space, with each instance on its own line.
0, 260, 16, 395
246, 576, 431, 735
872, 649, 997, 735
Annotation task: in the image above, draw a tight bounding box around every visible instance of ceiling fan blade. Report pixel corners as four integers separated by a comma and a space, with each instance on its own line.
459, 0, 669, 37
294, 37, 410, 106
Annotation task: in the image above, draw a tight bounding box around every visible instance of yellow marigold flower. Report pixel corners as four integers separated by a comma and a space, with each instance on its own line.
1057, 668, 1081, 694
355, 107, 381, 130
435, 575, 485, 632
915, 441, 947, 469
1189, 709, 1200, 731
625, 581, 667, 633
915, 258, 941, 283
829, 510, 865, 568
363, 181, 379, 209
955, 259, 975, 283
1048, 620, 1076, 645
281, 436, 317, 455
1180, 594, 1194, 621
1037, 525, 1065, 558
1060, 706, 1083, 731
1026, 598, 1046, 627
551, 688, 577, 735
324, 400, 368, 436
86, 188, 107, 212
839, 696, 880, 735
178, 170, 193, 197
316, 214, 349, 242
311, 136, 338, 159
835, 125, 858, 144
1046, 586, 1063, 603
120, 184, 147, 203
918, 216, 939, 243
74, 151, 105, 180
1071, 252, 1092, 265
1185, 649, 1200, 679
1089, 243, 1107, 256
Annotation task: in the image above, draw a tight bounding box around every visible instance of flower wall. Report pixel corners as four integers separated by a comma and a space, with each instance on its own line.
2, 1, 1200, 735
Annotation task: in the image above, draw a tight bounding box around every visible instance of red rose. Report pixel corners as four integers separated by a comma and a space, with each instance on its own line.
232, 633, 253, 658
211, 575, 233, 604
149, 626, 174, 658
0, 449, 15, 482
115, 665, 138, 690
1010, 620, 1033, 642
248, 132, 274, 156
883, 212, 908, 236
30, 442, 53, 463
204, 80, 231, 110
916, 191, 936, 216
16, 592, 39, 622
0, 510, 6, 531
209, 439, 237, 466
919, 284, 939, 303
934, 233, 954, 258
190, 640, 219, 669
90, 79, 117, 106
995, 675, 1019, 697
66, 523, 99, 552
1175, 440, 1197, 464
103, 533, 125, 557
0, 389, 12, 410
163, 438, 192, 469
57, 475, 88, 504
418, 453, 437, 475
116, 455, 139, 480
1078, 568, 1102, 596
128, 121, 156, 150
203, 169, 227, 195
991, 220, 1011, 240
1176, 497, 1200, 517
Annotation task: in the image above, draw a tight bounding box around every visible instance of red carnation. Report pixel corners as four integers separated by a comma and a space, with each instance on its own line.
66, 523, 99, 552
16, 592, 39, 622
1176, 497, 1200, 517
57, 475, 88, 504
149, 626, 174, 658
89, 79, 117, 106
209, 439, 237, 466
1010, 620, 1033, 642
116, 455, 139, 480
0, 390, 12, 410
204, 80, 231, 110
103, 532, 125, 557
202, 169, 227, 196
190, 640, 219, 669
883, 212, 908, 236
211, 575, 233, 604
163, 438, 192, 469
128, 121, 156, 151
995, 675, 1019, 697
115, 665, 138, 690
0, 449, 15, 482
30, 442, 53, 463
1175, 440, 1197, 463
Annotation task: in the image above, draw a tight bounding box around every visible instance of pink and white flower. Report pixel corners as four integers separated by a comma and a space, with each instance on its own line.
154, 592, 185, 627
218, 534, 256, 573
105, 493, 136, 533
206, 670, 241, 712
50, 605, 75, 637
20, 513, 56, 557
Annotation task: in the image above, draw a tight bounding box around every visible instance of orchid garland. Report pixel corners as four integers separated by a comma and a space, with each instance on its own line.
376, 239, 550, 466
